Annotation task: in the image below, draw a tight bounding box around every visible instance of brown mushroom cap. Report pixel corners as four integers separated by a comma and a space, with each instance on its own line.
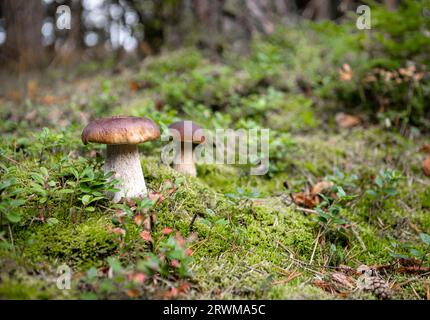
168, 120, 205, 144
82, 116, 160, 145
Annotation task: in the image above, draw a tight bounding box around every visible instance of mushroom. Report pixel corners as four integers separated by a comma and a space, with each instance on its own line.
168, 121, 205, 177
82, 116, 160, 203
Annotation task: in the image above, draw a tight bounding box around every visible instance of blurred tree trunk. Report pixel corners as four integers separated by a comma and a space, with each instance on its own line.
68, 0, 84, 51
0, 0, 46, 71
56, 0, 85, 64
303, 0, 333, 21
384, 0, 397, 11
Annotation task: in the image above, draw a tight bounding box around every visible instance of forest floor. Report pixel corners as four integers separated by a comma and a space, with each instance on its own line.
0, 39, 430, 300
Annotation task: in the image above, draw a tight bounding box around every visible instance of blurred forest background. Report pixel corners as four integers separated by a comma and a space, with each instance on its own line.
0, 0, 400, 71
2, 0, 430, 300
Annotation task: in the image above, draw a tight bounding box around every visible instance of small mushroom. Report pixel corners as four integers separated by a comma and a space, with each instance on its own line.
82, 116, 160, 203
168, 121, 205, 177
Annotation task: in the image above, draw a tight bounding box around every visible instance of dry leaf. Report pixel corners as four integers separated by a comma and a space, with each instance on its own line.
132, 272, 146, 284
27, 79, 38, 100
24, 110, 37, 121
126, 289, 140, 298
311, 181, 335, 196
419, 144, 430, 154
41, 95, 55, 105
292, 192, 318, 209
177, 283, 191, 294
149, 192, 165, 204
335, 112, 362, 128
313, 279, 337, 294
339, 63, 353, 81
143, 217, 151, 230
170, 260, 180, 268
110, 227, 126, 235
422, 155, 430, 176
162, 227, 173, 235
185, 248, 193, 256
134, 214, 145, 226
129, 80, 140, 92
139, 230, 152, 242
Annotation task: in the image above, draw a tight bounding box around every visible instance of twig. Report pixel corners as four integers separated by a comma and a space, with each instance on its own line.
350, 225, 367, 251
295, 206, 319, 215
8, 224, 15, 255
397, 271, 430, 287
411, 284, 421, 300
189, 213, 198, 232
0, 153, 19, 165
310, 227, 321, 265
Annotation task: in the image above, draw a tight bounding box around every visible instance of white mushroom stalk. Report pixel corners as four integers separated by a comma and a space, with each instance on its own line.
81, 116, 160, 203
173, 142, 197, 177
168, 121, 205, 177
105, 144, 147, 203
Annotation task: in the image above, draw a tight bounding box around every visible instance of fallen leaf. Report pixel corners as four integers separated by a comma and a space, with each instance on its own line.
162, 227, 173, 235
339, 64, 353, 81
155, 99, 165, 111
139, 230, 152, 242
422, 155, 430, 176
335, 112, 362, 128
419, 144, 430, 154
41, 95, 55, 105
170, 260, 180, 268
24, 109, 38, 121
311, 181, 335, 196
177, 283, 190, 294
175, 232, 186, 247
143, 217, 151, 230
312, 279, 337, 294
132, 272, 146, 284
292, 192, 319, 208
134, 214, 145, 226
126, 289, 140, 298
129, 80, 140, 92
149, 192, 165, 204
110, 227, 126, 235
27, 79, 38, 100
165, 287, 178, 298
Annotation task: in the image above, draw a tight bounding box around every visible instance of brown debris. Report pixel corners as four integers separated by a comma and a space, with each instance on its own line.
335, 112, 362, 129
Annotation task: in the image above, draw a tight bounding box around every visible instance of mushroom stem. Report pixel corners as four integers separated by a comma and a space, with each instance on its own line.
104, 144, 147, 203
173, 143, 196, 177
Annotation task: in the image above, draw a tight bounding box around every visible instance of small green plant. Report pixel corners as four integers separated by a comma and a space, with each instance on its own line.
314, 186, 353, 226
138, 232, 193, 279
389, 233, 430, 265
365, 168, 402, 207
78, 230, 193, 299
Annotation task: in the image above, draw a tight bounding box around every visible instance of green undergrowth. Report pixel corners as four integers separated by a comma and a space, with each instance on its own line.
1, 6, 430, 298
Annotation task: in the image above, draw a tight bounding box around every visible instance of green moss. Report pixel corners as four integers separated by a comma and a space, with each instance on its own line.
267, 283, 331, 300
19, 216, 118, 269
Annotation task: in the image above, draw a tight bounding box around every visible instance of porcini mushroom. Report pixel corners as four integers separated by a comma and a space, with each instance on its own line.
82, 116, 160, 203
168, 121, 205, 177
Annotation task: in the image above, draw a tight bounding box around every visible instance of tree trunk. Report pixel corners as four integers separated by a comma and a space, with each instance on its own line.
0, 0, 46, 71
384, 0, 397, 11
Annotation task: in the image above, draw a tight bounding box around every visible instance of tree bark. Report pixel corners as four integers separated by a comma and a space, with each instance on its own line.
384, 0, 397, 11
0, 0, 46, 70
